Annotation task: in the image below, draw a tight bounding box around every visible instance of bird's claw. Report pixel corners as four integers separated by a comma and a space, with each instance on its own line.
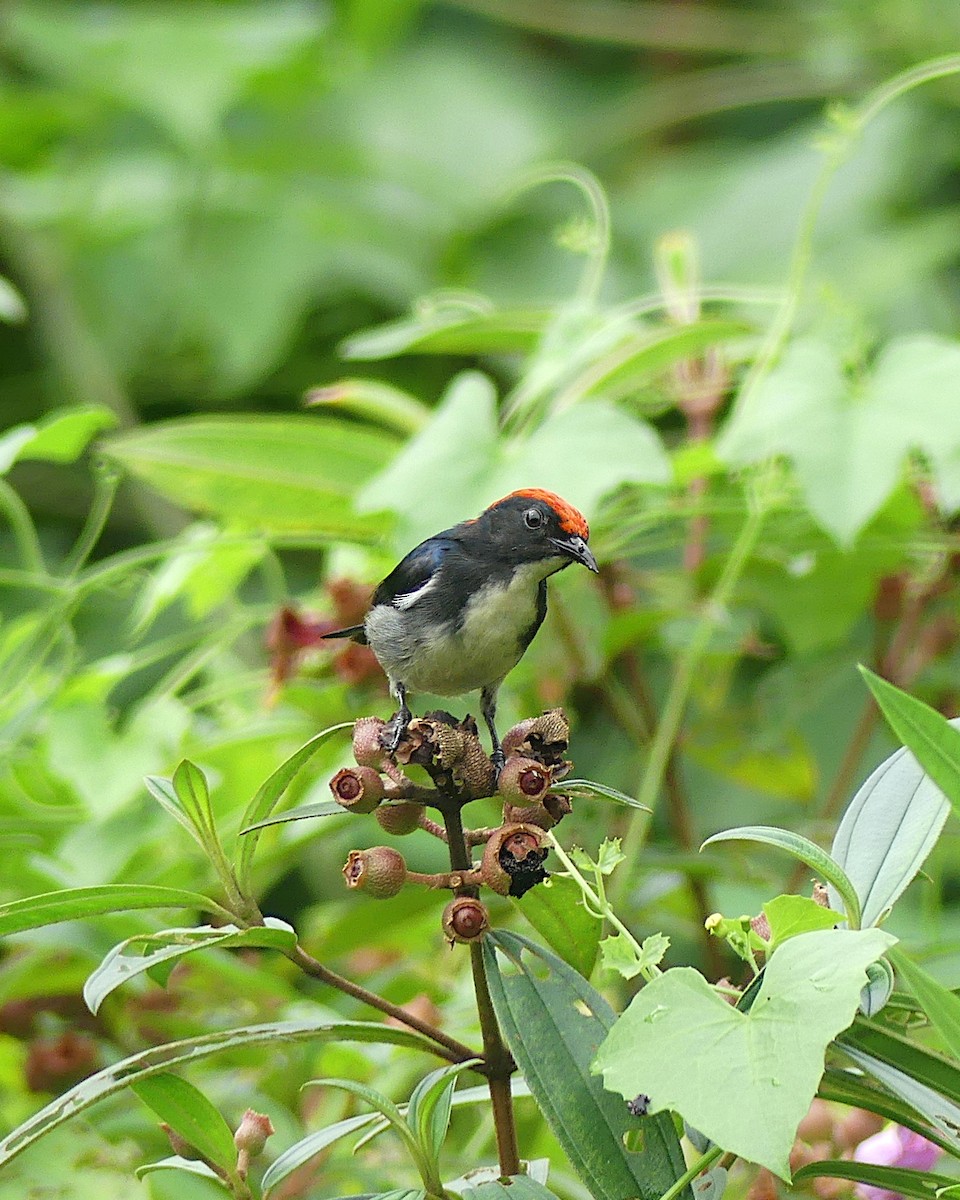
381, 711, 409, 754
491, 747, 505, 782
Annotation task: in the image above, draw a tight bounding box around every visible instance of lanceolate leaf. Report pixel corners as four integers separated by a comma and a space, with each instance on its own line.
889, 948, 960, 1060
83, 919, 297, 1014
135, 1156, 227, 1184
406, 1060, 481, 1165
0, 1019, 441, 1169
261, 1081, 533, 1194
341, 309, 547, 359
556, 779, 650, 810
701, 826, 862, 929
840, 1018, 960, 1105
831, 687, 952, 927
131, 1073, 237, 1174
838, 1039, 960, 1153
512, 874, 602, 979
818, 1069, 952, 1154
103, 415, 391, 537
793, 1161, 957, 1200
460, 1177, 560, 1200
236, 722, 353, 891
240, 799, 345, 832
484, 930, 687, 1200
0, 884, 230, 937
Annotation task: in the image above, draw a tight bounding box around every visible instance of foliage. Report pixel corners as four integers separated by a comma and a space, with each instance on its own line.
3, 3, 960, 1198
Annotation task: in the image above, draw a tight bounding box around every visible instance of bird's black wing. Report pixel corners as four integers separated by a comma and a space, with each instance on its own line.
372, 535, 458, 608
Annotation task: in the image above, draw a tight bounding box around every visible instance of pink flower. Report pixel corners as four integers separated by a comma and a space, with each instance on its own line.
853, 1124, 941, 1200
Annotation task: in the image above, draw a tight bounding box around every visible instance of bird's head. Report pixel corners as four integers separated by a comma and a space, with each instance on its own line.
475, 489, 598, 574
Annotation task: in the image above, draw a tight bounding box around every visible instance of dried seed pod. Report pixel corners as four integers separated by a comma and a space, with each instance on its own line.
342, 846, 407, 898
480, 823, 549, 898
501, 709, 569, 767
497, 756, 550, 804
375, 801, 422, 836
399, 716, 495, 798
330, 766, 384, 813
353, 716, 388, 769
442, 897, 490, 944
503, 791, 573, 830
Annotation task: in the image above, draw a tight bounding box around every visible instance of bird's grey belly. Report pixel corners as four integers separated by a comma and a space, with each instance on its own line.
365, 575, 542, 696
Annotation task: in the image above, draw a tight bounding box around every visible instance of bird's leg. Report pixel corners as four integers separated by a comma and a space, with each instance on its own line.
383, 681, 412, 753
481, 686, 504, 779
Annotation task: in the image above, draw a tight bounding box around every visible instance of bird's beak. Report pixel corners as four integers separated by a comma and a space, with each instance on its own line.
550, 534, 599, 573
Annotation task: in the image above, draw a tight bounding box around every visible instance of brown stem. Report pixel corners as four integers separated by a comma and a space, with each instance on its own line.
440, 801, 521, 1177
285, 943, 477, 1064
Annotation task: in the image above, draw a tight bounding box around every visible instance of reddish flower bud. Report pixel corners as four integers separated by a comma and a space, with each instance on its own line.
442, 897, 490, 944
342, 847, 407, 898
480, 823, 549, 898
330, 766, 384, 813
375, 802, 422, 836
234, 1108, 275, 1157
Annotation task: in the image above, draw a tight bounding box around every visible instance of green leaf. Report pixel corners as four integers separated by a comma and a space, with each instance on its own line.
236, 722, 354, 892
240, 800, 346, 832
860, 958, 896, 1017
839, 1042, 960, 1154
0, 884, 227, 937
859, 668, 960, 808
842, 1019, 960, 1105
460, 1177, 560, 1200
102, 416, 391, 537
717, 335, 960, 543
135, 1156, 228, 1185
83, 919, 297, 1014
144, 775, 208, 848
556, 779, 651, 810
0, 406, 116, 474
0, 1018, 441, 1170
888, 949, 960, 1061
599, 932, 669, 980
358, 371, 669, 551
512, 874, 602, 979
818, 1069, 952, 1154
306, 379, 429, 435
484, 930, 687, 1200
172, 759, 216, 840
762, 895, 842, 949
833, 670, 956, 925
262, 1081, 532, 1195
301, 1078, 428, 1180
341, 309, 547, 359
406, 1060, 481, 1164
701, 826, 862, 929
559, 319, 751, 405
793, 1161, 956, 1200
131, 1073, 237, 1174
594, 928, 895, 1179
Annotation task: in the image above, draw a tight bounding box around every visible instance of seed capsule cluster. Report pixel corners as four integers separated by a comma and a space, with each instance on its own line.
332, 709, 574, 942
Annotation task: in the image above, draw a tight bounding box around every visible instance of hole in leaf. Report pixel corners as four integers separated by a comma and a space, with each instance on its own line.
623, 1128, 645, 1154
572, 999, 594, 1018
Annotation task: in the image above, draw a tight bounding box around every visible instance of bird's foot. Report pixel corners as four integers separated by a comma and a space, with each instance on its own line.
491, 746, 505, 782
381, 709, 411, 754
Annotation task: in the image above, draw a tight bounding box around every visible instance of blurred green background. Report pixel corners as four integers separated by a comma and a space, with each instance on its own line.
2, 1, 960, 1196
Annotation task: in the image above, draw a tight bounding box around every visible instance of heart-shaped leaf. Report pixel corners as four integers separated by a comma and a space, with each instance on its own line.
594, 928, 895, 1178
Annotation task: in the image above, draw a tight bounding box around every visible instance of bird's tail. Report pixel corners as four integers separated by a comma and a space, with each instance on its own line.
323, 624, 368, 645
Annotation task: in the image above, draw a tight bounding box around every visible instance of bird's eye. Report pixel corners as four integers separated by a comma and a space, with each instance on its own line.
523, 507, 544, 529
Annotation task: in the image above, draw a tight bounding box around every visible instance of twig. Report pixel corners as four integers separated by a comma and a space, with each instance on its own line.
285, 943, 477, 1065
439, 799, 521, 1177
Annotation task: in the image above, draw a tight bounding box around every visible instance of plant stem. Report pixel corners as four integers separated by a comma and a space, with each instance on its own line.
63, 463, 119, 575
0, 478, 44, 573
617, 492, 768, 896
658, 1143, 724, 1200
439, 802, 521, 1178
285, 943, 477, 1064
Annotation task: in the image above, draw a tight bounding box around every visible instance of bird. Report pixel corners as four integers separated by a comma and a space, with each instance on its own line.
323, 489, 598, 773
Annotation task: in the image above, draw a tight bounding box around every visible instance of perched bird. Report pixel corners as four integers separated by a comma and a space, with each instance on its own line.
324, 489, 598, 771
